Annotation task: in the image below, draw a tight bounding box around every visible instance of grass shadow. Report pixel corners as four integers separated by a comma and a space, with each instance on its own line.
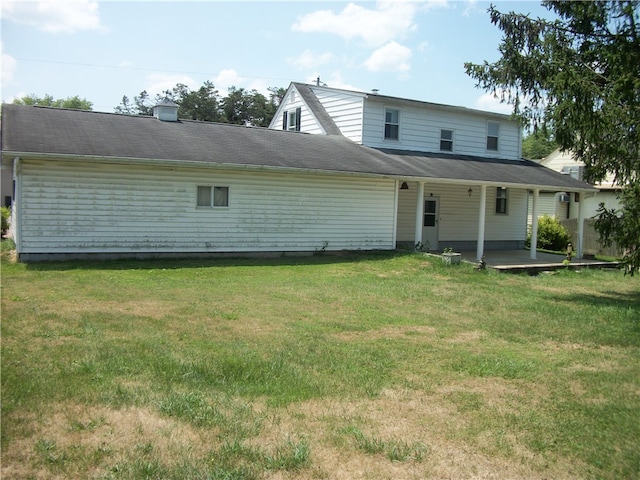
21, 250, 416, 272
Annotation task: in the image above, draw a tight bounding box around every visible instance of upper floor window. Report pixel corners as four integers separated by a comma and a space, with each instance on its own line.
282, 107, 301, 131
440, 129, 454, 151
487, 122, 499, 151
495, 187, 508, 214
384, 109, 399, 140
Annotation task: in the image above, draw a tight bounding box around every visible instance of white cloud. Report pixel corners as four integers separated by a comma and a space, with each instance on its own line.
145, 73, 197, 98
462, 0, 480, 17
364, 41, 412, 73
474, 91, 514, 115
292, 1, 418, 47
213, 69, 270, 96
289, 50, 334, 70
1, 43, 17, 87
1, 0, 104, 33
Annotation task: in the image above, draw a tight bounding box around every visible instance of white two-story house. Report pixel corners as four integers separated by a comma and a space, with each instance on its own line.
270, 82, 595, 259
2, 82, 593, 261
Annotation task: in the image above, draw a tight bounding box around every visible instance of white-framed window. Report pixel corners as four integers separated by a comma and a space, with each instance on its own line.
495, 187, 508, 214
283, 107, 301, 131
487, 122, 499, 151
384, 108, 399, 140
197, 186, 229, 207
440, 129, 454, 151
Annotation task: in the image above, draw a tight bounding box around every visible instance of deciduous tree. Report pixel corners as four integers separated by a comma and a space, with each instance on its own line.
12, 94, 93, 110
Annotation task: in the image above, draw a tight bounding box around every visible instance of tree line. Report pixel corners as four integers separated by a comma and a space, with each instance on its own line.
114, 82, 287, 127
11, 82, 287, 128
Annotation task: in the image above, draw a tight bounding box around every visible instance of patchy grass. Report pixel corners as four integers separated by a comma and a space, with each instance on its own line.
1, 250, 639, 479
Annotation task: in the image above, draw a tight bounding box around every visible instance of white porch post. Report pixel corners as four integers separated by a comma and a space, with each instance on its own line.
414, 182, 425, 248
530, 188, 540, 259
476, 185, 487, 261
576, 193, 585, 258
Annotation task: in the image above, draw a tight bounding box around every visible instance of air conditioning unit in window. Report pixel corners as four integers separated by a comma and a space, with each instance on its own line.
559, 193, 570, 203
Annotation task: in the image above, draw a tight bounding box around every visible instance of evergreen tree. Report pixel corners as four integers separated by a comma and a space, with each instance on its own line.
465, 1, 640, 274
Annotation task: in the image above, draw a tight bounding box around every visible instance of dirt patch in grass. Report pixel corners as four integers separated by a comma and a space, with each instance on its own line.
331, 325, 437, 342
256, 385, 587, 480
1, 404, 212, 480
3, 382, 588, 479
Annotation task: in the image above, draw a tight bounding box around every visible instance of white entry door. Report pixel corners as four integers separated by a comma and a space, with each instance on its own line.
422, 197, 439, 250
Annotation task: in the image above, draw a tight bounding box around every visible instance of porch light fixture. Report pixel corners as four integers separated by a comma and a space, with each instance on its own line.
400, 182, 409, 190
468, 188, 473, 196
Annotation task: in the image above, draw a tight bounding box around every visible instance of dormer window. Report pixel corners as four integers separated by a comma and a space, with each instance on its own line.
487, 122, 499, 151
283, 107, 301, 131
440, 129, 453, 151
384, 109, 399, 140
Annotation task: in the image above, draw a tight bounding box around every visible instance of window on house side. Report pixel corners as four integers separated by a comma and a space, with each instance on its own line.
495, 187, 508, 214
487, 122, 499, 151
384, 109, 399, 140
213, 187, 229, 207
283, 107, 301, 131
287, 110, 298, 130
197, 186, 229, 207
440, 129, 453, 151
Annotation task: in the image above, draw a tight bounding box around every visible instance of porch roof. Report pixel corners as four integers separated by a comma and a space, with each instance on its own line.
377, 148, 597, 192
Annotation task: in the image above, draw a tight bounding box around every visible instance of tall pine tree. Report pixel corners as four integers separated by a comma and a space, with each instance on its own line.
465, 1, 640, 275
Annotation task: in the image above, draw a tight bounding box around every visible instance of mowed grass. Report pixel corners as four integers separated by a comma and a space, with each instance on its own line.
1, 247, 639, 479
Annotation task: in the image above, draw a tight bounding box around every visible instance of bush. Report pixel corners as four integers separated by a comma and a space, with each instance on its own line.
529, 215, 571, 251
1, 206, 10, 238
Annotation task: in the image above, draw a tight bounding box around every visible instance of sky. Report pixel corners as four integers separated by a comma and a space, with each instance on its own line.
1, 0, 557, 115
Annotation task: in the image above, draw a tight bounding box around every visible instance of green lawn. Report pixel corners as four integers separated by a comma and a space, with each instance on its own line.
1, 247, 639, 479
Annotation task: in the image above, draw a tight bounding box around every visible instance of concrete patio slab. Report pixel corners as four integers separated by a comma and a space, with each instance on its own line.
456, 249, 620, 274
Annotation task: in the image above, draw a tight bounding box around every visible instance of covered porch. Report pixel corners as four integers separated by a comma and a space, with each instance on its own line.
385, 150, 598, 262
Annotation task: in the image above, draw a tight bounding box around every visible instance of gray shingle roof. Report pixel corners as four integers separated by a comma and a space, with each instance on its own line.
1, 104, 595, 191
376, 148, 595, 191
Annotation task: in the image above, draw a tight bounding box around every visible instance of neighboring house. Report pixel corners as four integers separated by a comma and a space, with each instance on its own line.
269, 83, 595, 258
526, 148, 623, 257
1, 83, 594, 261
528, 149, 622, 222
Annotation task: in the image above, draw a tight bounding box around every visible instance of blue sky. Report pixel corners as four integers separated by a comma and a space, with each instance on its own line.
1, 0, 556, 114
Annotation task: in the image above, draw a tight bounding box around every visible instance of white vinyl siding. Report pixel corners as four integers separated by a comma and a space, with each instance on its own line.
396, 183, 528, 243
363, 101, 521, 160
311, 87, 364, 143
16, 159, 396, 254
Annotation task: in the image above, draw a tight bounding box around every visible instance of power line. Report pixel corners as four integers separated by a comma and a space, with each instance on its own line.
13, 57, 293, 82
